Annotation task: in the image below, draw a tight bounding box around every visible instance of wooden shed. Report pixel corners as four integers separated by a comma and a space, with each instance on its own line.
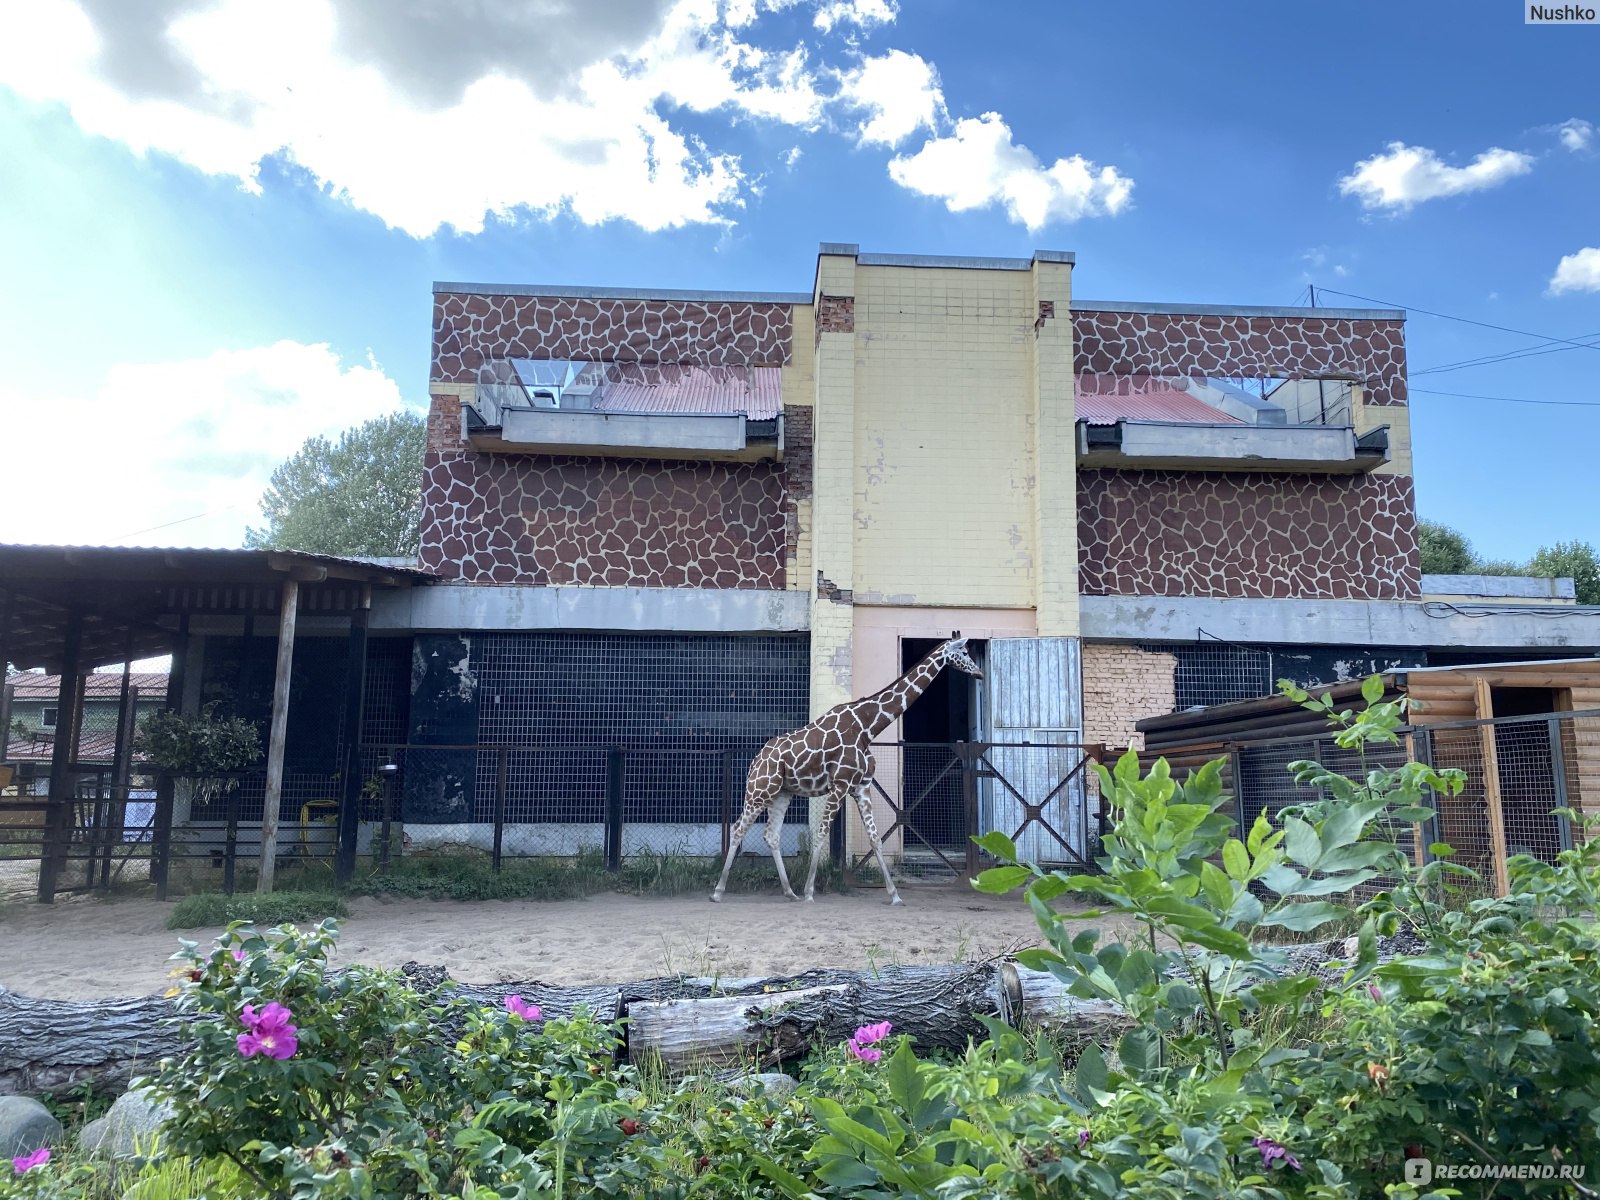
1134, 658, 1600, 895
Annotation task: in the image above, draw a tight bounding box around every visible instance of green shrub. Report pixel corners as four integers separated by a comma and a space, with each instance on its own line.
165, 890, 349, 930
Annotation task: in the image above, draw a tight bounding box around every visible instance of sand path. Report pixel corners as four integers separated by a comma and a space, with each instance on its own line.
0, 879, 1143, 1000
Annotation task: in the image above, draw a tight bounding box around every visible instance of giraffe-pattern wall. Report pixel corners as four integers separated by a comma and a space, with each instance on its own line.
1073, 309, 1408, 404
418, 448, 788, 587
1077, 470, 1420, 599
432, 292, 794, 381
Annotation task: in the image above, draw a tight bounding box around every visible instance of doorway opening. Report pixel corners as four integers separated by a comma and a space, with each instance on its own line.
1489, 686, 1568, 863
897, 637, 982, 852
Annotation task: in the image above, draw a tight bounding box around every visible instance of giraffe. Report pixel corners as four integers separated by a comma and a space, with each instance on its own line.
709, 635, 984, 906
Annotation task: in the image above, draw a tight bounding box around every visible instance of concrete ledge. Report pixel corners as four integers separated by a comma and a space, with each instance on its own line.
372, 585, 811, 634
497, 408, 748, 453
1074, 300, 1405, 321
1077, 421, 1374, 472
1081, 595, 1600, 650
1421, 573, 1576, 601
433, 282, 811, 303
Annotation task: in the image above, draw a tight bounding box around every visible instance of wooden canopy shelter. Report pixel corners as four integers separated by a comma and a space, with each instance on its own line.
0, 545, 432, 900
1135, 658, 1600, 895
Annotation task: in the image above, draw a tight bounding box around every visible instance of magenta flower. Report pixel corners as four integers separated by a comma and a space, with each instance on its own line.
237, 1000, 298, 1059
232, 948, 248, 962
1252, 1136, 1302, 1171
503, 994, 542, 1022
846, 1039, 882, 1063
1367, 982, 1383, 1003
1077, 1129, 1091, 1151
853, 1021, 893, 1046
11, 1148, 50, 1174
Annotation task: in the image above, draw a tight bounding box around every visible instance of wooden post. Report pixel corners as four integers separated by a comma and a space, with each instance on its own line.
257, 579, 300, 893
38, 613, 83, 904
1474, 679, 1510, 897
1403, 732, 1426, 869
334, 600, 370, 885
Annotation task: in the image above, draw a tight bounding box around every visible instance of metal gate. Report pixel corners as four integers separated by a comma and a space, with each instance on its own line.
853, 739, 1104, 881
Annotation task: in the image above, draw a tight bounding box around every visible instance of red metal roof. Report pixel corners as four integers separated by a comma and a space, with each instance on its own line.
4, 730, 140, 762
596, 365, 781, 418
1075, 375, 1243, 426
8, 673, 169, 700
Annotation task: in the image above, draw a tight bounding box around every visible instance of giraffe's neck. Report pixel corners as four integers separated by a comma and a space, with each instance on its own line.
856, 650, 948, 740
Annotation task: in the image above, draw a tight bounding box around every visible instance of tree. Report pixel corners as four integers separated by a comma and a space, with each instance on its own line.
1417, 519, 1476, 574
1530, 540, 1600, 605
245, 411, 427, 557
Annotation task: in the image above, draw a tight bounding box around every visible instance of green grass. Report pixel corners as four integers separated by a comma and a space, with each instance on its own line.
166, 889, 349, 930
341, 844, 849, 903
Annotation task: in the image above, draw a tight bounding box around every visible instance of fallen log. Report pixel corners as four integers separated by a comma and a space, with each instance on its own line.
0, 963, 1135, 1097
0, 974, 624, 1098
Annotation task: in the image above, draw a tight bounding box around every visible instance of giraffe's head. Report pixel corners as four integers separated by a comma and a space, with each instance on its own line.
942, 636, 982, 679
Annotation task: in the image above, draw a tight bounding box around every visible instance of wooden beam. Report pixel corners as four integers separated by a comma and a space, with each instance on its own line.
257, 578, 299, 893
38, 613, 82, 903
1474, 679, 1510, 897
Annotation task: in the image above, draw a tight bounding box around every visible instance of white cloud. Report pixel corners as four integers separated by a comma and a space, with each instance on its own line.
837, 49, 943, 147
888, 113, 1133, 232
0, 342, 412, 548
1558, 117, 1594, 151
1550, 247, 1600, 295
0, 0, 836, 236
1337, 141, 1533, 210
814, 0, 898, 32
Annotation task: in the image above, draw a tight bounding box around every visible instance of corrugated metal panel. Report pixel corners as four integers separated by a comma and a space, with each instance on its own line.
1075, 389, 1243, 426
988, 637, 1082, 730
596, 365, 781, 417
983, 638, 1086, 863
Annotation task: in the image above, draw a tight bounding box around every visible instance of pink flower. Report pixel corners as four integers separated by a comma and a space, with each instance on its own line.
853, 1021, 893, 1046
232, 948, 247, 962
237, 1000, 298, 1058
1367, 983, 1383, 1003
1252, 1136, 1302, 1172
846, 1039, 882, 1064
503, 995, 542, 1022
11, 1148, 49, 1174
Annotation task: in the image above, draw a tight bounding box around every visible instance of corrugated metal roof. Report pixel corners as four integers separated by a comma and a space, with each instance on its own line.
595, 365, 781, 418
8, 672, 168, 699
1076, 380, 1243, 426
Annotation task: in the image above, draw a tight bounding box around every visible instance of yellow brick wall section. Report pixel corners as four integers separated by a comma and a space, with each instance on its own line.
810, 252, 858, 718
784, 304, 816, 590
1030, 259, 1078, 636
1353, 385, 1413, 477
1082, 643, 1178, 751
851, 266, 1036, 608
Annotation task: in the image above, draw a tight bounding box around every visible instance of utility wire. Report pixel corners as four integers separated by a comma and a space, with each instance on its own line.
1410, 387, 1600, 409
1413, 331, 1600, 377
109, 505, 241, 543
1315, 287, 1600, 355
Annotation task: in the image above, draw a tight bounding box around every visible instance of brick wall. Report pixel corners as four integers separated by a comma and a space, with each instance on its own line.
417, 451, 787, 587
1082, 642, 1177, 751
1078, 470, 1421, 600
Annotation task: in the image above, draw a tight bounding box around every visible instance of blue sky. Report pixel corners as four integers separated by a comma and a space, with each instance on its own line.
0, 0, 1595, 561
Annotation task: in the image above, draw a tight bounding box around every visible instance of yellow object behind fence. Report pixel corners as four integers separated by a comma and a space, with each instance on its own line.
299, 799, 340, 858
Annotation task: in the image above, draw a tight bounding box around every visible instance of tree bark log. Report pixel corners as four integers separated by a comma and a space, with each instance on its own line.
0, 964, 1133, 1097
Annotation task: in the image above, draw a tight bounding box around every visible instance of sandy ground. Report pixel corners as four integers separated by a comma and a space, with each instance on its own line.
0, 878, 1143, 1000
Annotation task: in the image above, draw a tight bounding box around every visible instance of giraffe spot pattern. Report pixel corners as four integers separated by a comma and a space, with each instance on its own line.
1077, 470, 1421, 600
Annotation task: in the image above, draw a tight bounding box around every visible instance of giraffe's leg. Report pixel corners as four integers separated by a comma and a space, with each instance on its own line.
711, 794, 768, 902
854, 786, 903, 905
764, 793, 798, 900
802, 785, 848, 902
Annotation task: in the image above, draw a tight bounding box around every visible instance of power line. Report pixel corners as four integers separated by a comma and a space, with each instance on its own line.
1412, 331, 1600, 377
110, 505, 241, 543
1410, 386, 1600, 409
1314, 287, 1600, 355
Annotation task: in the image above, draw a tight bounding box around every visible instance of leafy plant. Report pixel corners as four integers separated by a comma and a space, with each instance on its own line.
165, 889, 349, 930
134, 704, 262, 804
